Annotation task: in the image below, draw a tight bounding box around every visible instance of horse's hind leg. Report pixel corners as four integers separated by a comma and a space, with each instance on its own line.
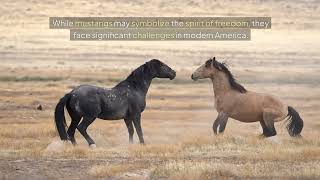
259, 120, 274, 137
66, 105, 81, 145
77, 116, 96, 147
262, 109, 278, 137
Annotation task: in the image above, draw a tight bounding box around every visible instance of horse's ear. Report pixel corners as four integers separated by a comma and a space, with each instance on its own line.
212, 57, 223, 71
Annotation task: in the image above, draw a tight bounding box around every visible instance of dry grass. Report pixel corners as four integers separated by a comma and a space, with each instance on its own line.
170, 169, 237, 180
150, 158, 320, 179
0, 73, 319, 179
0, 76, 63, 82
89, 163, 148, 178
152, 163, 238, 180
0, 123, 56, 139
129, 144, 182, 158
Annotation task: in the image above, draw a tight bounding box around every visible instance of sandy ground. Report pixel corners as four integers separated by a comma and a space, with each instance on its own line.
0, 0, 320, 179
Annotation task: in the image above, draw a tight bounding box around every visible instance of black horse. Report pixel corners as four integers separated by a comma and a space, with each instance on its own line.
54, 59, 176, 147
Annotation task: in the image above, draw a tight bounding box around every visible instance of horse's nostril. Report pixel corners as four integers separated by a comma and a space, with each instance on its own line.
191, 74, 194, 79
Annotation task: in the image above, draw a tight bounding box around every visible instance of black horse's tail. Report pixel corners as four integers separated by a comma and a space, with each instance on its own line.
286, 106, 304, 137
54, 93, 71, 141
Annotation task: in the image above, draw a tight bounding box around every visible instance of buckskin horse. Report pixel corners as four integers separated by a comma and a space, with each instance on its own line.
191, 57, 303, 137
54, 59, 176, 147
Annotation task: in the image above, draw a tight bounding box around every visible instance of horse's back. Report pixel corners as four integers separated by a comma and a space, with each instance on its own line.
69, 85, 131, 120
68, 85, 109, 117
261, 93, 286, 109
221, 91, 286, 122
71, 84, 109, 94
236, 91, 286, 122
261, 93, 288, 121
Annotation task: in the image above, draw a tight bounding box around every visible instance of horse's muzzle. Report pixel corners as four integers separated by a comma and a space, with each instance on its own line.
191, 74, 198, 81
169, 71, 176, 80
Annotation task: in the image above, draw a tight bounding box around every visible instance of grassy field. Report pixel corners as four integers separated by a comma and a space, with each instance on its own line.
0, 0, 320, 179
0, 63, 319, 179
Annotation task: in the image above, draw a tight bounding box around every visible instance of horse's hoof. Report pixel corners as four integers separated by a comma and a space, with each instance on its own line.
89, 144, 97, 149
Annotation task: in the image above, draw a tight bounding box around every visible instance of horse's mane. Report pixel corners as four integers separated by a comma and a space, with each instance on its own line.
125, 63, 148, 83
206, 57, 247, 93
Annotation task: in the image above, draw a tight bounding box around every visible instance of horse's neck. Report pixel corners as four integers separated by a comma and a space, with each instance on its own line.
128, 75, 153, 95
211, 72, 232, 98
139, 77, 152, 95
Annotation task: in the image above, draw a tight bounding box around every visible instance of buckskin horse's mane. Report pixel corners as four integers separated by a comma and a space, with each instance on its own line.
206, 57, 247, 93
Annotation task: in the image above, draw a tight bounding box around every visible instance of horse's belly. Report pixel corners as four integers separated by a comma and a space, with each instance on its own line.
98, 108, 127, 120
98, 115, 123, 120
229, 110, 262, 123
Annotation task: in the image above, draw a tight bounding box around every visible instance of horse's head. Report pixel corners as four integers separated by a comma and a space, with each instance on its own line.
146, 59, 176, 80
191, 57, 221, 81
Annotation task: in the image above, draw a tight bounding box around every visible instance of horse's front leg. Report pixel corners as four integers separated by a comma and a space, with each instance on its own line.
132, 113, 145, 144
124, 118, 134, 143
213, 112, 229, 135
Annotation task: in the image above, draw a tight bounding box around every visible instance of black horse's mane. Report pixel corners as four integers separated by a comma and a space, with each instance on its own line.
125, 63, 149, 83
206, 57, 247, 93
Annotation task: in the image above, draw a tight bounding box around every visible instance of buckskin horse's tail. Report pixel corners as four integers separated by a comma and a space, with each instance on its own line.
286, 106, 304, 137
54, 93, 71, 141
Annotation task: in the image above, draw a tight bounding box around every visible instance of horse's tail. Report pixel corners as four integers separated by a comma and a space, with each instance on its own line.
286, 106, 304, 137
54, 93, 71, 141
